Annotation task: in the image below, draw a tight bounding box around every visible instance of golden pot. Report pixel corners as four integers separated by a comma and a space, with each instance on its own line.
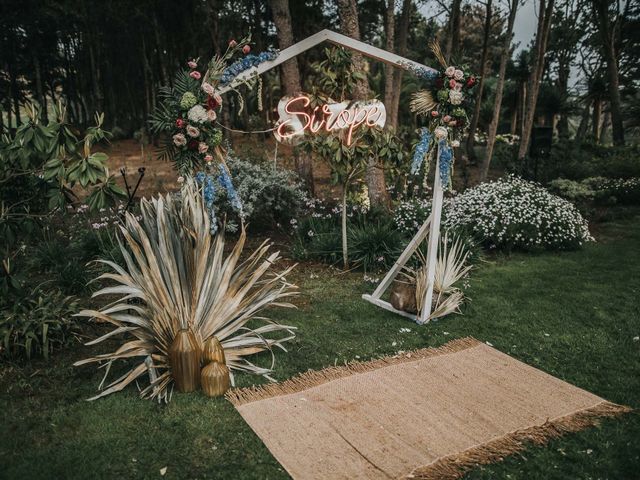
201, 361, 231, 397
202, 336, 226, 364
169, 328, 201, 392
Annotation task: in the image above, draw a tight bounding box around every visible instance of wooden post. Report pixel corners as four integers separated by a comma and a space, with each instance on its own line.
418, 145, 443, 324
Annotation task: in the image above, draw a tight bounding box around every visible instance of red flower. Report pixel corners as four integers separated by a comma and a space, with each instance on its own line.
207, 96, 219, 110
431, 111, 439, 117
242, 45, 251, 54
448, 79, 457, 89
466, 76, 476, 88
188, 140, 198, 150
176, 118, 185, 128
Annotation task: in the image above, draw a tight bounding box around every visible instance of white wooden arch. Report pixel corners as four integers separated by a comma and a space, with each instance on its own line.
221, 29, 444, 324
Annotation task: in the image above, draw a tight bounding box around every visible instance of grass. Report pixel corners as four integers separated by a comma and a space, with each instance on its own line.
1, 211, 639, 479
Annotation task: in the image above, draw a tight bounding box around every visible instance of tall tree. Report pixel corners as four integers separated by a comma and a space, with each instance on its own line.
336, 0, 390, 208
517, 0, 555, 162
387, 0, 413, 130
591, 0, 628, 146
480, 0, 519, 181
444, 0, 463, 62
465, 0, 492, 162
269, 0, 315, 192
384, 0, 397, 129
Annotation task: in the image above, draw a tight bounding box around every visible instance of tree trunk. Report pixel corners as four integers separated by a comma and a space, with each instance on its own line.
592, 98, 602, 142
517, 0, 555, 162
575, 102, 590, 143
388, 0, 412, 130
337, 0, 390, 208
466, 0, 492, 163
592, 0, 625, 146
480, 0, 519, 181
269, 0, 315, 192
383, 0, 396, 129
444, 0, 462, 62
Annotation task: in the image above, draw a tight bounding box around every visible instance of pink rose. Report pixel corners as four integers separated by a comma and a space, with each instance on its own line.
454, 69, 464, 80
189, 71, 201, 80
445, 66, 455, 77
431, 111, 439, 117
173, 133, 187, 147
201, 82, 215, 96
443, 115, 451, 122
204, 154, 213, 163
213, 92, 223, 106
242, 45, 251, 54
229, 39, 237, 48
198, 142, 209, 153
449, 79, 457, 89
187, 59, 197, 69
207, 109, 217, 121
186, 125, 200, 137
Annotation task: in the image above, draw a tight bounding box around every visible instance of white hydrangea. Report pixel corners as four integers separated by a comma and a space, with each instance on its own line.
187, 104, 209, 123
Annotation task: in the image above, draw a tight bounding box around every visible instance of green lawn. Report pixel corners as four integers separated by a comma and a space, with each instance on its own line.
1, 212, 639, 479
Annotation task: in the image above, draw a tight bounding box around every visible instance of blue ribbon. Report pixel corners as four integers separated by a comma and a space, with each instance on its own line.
438, 139, 453, 187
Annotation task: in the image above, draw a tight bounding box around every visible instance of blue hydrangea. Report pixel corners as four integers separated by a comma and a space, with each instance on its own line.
218, 164, 243, 212
220, 50, 279, 86
195, 171, 218, 234
438, 139, 453, 187
411, 128, 433, 174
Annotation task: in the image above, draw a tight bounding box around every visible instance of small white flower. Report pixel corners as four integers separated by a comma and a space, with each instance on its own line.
453, 69, 464, 80
307, 230, 314, 237
177, 176, 185, 184
451, 140, 460, 148
445, 66, 455, 77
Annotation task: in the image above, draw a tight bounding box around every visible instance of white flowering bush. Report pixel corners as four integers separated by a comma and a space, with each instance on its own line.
443, 176, 593, 251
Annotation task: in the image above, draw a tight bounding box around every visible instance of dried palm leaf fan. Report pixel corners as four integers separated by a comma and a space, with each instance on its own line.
75, 177, 298, 402
402, 233, 471, 320
410, 40, 449, 117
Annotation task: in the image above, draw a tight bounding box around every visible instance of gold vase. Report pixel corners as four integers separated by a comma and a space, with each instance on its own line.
169, 328, 201, 392
201, 361, 231, 397
202, 336, 226, 364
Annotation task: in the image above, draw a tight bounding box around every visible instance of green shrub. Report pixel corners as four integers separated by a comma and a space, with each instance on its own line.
226, 156, 308, 230
293, 201, 403, 270
0, 288, 78, 360
549, 177, 640, 209
548, 141, 640, 180
444, 176, 593, 251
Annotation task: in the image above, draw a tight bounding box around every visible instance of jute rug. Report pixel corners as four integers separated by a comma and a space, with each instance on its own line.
226, 337, 630, 480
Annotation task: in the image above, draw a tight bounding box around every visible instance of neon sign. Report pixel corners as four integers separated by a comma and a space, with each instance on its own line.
274, 95, 386, 145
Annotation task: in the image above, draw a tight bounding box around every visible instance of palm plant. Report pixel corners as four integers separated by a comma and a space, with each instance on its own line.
403, 233, 471, 320
75, 177, 298, 401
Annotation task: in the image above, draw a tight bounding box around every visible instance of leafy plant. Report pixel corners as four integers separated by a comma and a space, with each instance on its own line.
75, 177, 297, 401
402, 233, 471, 321
0, 288, 78, 360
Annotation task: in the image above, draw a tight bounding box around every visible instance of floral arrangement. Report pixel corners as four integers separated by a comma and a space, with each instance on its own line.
149, 36, 281, 232
409, 42, 478, 188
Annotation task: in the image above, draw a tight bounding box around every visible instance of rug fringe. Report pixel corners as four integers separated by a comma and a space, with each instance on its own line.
403, 400, 633, 480
225, 337, 482, 406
